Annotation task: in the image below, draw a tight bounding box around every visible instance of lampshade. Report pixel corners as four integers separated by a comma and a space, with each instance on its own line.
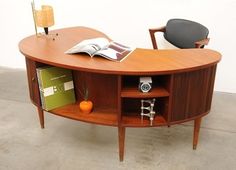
35, 5, 54, 28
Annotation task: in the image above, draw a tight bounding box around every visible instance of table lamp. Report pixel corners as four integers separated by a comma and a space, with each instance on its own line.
31, 0, 58, 39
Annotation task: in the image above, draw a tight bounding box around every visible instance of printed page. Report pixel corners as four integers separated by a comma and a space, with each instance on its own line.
94, 44, 132, 62
110, 41, 131, 51
95, 48, 119, 60
65, 44, 97, 55
65, 37, 110, 54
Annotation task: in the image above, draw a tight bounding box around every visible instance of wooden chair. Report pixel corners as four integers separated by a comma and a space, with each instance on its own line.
149, 19, 210, 49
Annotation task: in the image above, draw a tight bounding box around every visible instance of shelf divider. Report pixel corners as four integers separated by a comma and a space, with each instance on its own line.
121, 86, 169, 98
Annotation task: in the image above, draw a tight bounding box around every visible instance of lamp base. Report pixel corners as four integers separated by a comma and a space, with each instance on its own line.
37, 31, 59, 41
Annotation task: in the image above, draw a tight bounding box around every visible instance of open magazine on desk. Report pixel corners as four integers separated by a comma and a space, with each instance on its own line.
65, 37, 133, 62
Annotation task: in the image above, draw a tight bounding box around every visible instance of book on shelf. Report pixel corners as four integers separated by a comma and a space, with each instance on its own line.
36, 66, 76, 111
65, 37, 133, 62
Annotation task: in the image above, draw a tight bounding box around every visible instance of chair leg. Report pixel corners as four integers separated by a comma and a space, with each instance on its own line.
193, 117, 202, 150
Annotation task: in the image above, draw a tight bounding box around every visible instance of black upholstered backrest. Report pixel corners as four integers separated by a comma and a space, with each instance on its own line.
164, 19, 209, 48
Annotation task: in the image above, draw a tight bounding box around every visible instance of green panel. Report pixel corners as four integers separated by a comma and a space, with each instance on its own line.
36, 66, 76, 111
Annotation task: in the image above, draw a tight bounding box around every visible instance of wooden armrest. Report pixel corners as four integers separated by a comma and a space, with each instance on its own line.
195, 38, 210, 48
149, 26, 166, 33
149, 26, 166, 49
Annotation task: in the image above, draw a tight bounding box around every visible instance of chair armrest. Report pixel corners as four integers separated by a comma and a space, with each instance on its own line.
149, 26, 166, 33
195, 38, 210, 48
149, 26, 166, 49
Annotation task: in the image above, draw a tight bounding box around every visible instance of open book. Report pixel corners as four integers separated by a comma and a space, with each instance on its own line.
65, 37, 133, 62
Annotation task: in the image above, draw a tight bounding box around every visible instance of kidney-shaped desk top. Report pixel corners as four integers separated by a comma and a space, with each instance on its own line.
19, 26, 221, 75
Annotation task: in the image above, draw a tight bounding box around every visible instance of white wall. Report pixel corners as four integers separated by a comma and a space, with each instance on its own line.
0, 0, 235, 93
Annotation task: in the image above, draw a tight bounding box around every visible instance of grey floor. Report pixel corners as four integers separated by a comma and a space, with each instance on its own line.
0, 67, 236, 170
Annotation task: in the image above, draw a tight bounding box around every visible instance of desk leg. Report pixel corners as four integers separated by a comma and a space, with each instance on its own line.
118, 126, 125, 161
37, 107, 44, 129
193, 117, 202, 150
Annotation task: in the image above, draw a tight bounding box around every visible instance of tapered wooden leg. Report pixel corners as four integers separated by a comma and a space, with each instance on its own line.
37, 107, 44, 129
118, 126, 126, 161
193, 117, 202, 150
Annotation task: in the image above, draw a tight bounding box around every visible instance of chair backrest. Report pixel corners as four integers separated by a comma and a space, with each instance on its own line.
164, 19, 209, 48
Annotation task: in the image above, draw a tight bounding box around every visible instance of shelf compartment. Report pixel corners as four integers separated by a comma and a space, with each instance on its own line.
121, 86, 169, 98
121, 98, 169, 127
122, 114, 167, 127
50, 102, 118, 126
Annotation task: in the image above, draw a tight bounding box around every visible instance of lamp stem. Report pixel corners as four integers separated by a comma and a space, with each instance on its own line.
31, 0, 38, 36
44, 27, 49, 35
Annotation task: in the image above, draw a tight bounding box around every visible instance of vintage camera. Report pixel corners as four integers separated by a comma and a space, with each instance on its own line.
139, 77, 152, 93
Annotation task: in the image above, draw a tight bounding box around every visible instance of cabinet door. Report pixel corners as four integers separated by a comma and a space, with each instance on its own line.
171, 65, 216, 122
25, 58, 41, 106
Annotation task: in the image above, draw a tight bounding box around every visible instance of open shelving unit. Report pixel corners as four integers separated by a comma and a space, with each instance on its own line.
32, 64, 172, 128
120, 75, 171, 127
46, 72, 172, 128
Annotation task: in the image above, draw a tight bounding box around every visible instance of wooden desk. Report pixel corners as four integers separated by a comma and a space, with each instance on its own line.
19, 26, 221, 161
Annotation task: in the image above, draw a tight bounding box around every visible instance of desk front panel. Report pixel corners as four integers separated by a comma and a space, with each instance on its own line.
170, 65, 217, 122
